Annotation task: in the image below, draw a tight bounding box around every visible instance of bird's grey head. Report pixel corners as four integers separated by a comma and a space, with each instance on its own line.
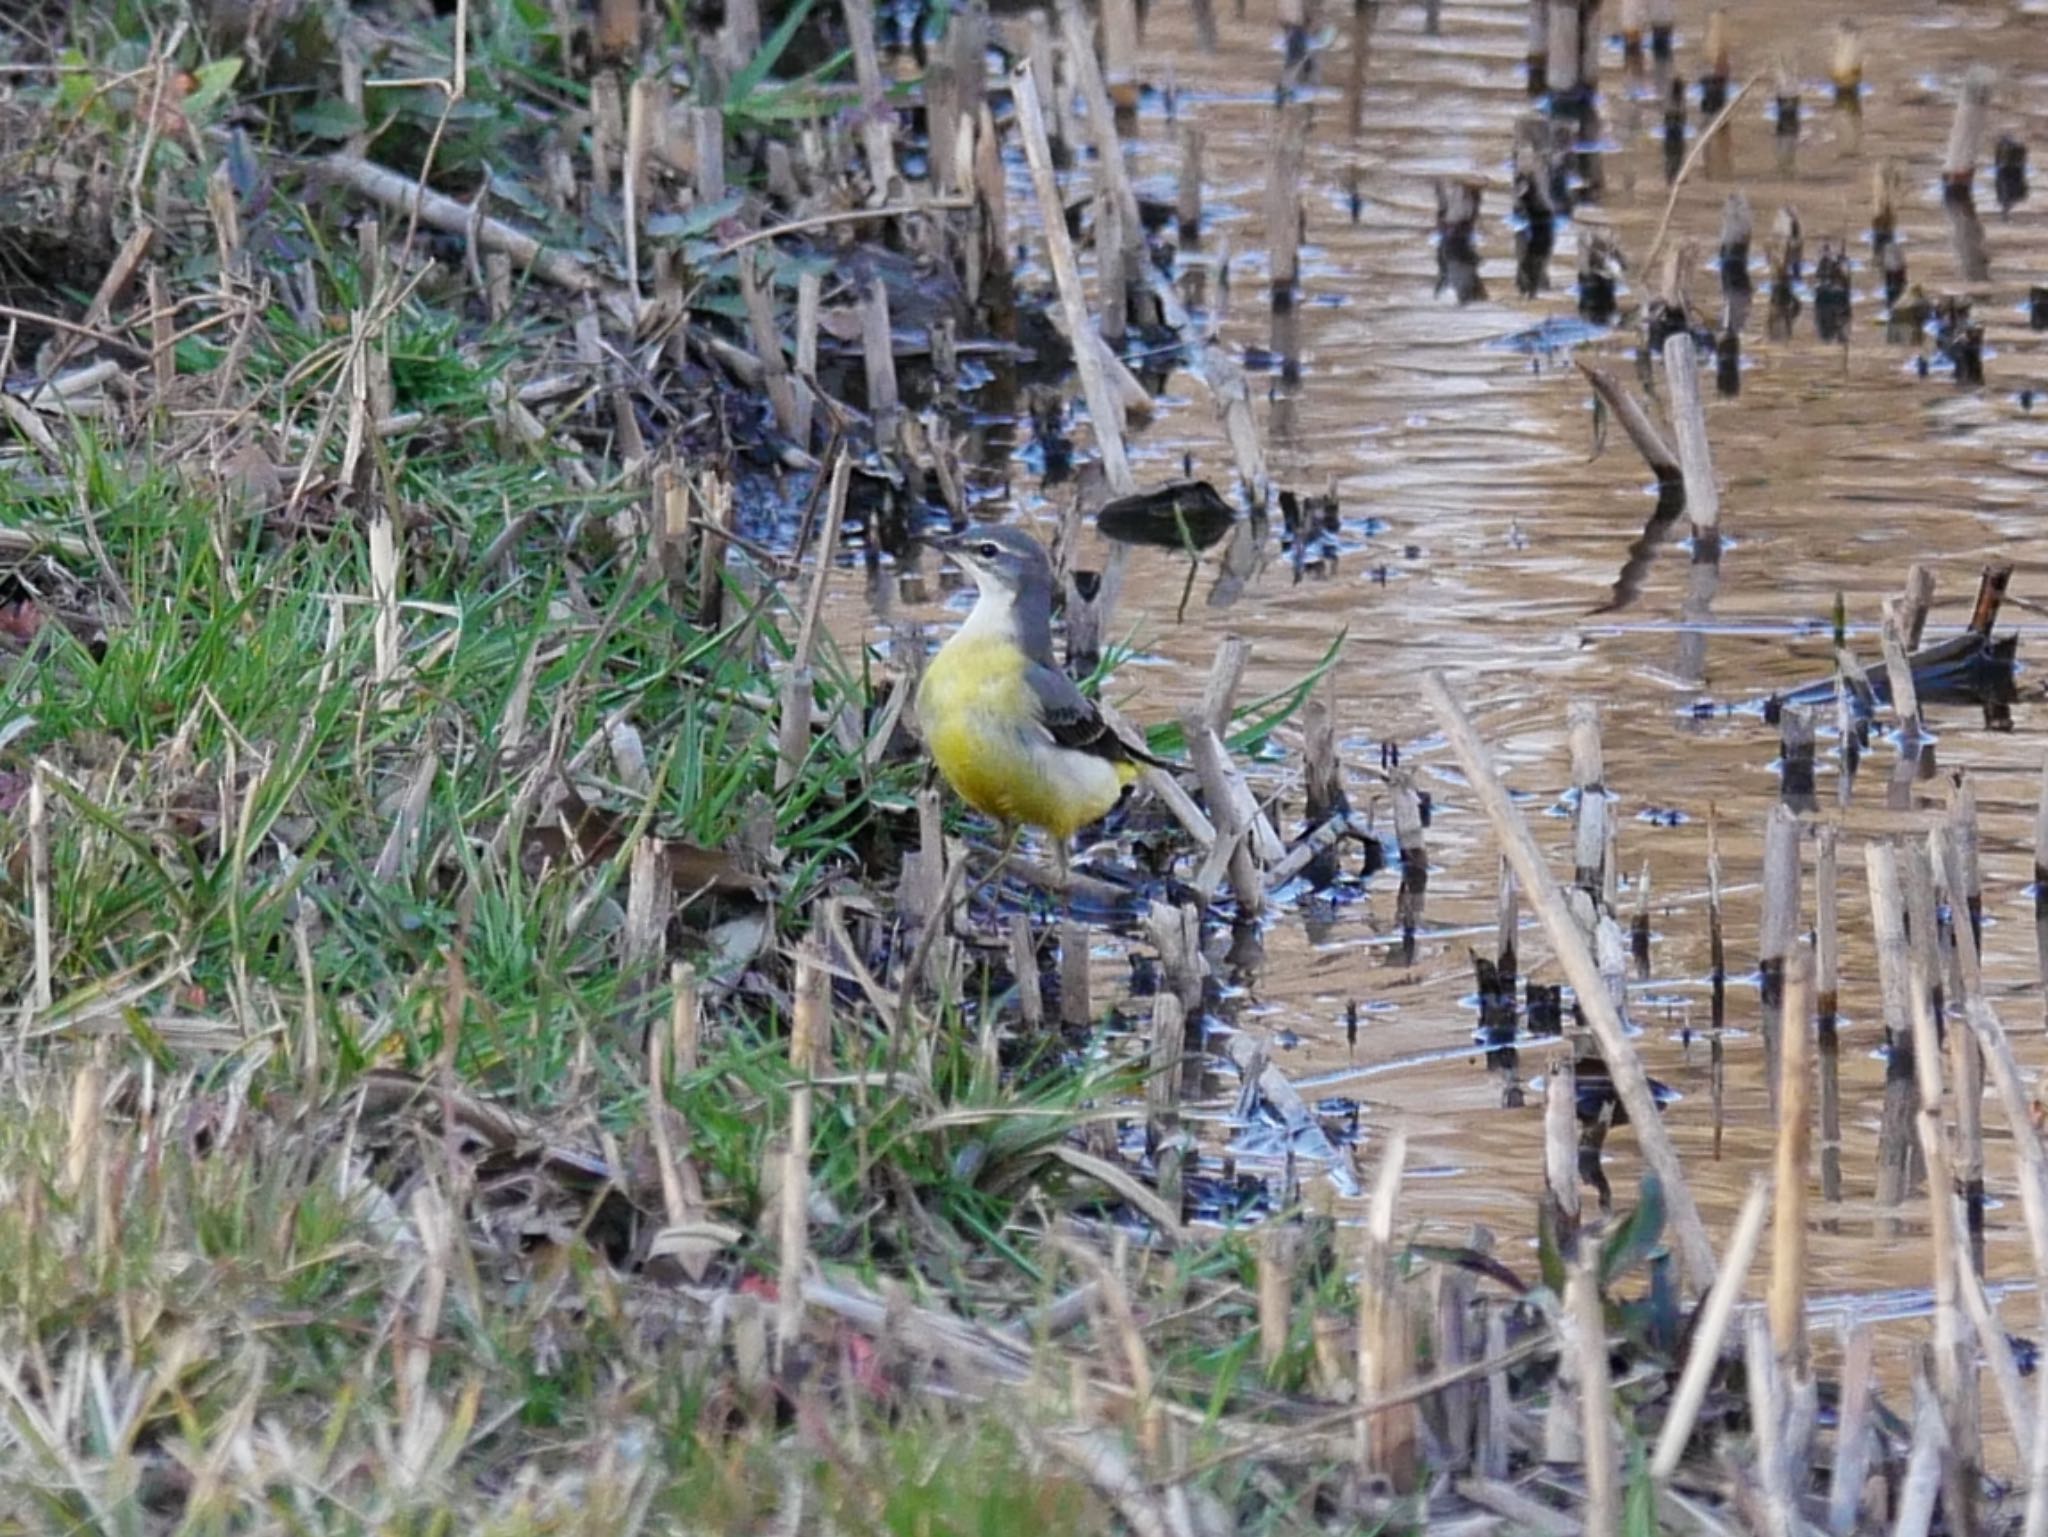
938, 526, 1057, 659
940, 526, 1055, 601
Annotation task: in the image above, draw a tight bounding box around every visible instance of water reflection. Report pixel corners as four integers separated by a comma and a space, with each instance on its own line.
1434, 178, 1486, 304
1674, 532, 1720, 689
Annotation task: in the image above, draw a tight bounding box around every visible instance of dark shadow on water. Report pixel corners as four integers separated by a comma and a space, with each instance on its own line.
1594, 479, 1687, 615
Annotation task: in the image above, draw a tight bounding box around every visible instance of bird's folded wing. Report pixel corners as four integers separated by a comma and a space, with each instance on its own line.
1024, 662, 1170, 767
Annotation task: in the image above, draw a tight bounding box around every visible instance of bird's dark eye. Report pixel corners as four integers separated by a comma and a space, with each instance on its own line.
977, 542, 1000, 559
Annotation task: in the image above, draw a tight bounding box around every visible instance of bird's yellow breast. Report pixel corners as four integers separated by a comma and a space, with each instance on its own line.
917, 634, 1130, 839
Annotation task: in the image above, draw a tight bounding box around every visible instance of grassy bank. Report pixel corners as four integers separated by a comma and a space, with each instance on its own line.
0, 5, 1328, 1531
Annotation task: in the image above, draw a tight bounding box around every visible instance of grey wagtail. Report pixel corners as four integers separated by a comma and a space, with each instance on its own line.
917, 527, 1165, 841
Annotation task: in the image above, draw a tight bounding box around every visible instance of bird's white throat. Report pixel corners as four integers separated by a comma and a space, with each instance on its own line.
954, 578, 1020, 645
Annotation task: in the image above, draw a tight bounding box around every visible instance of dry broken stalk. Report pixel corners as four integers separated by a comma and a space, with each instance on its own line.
28, 762, 51, 1012
778, 944, 824, 1362
1757, 804, 1800, 1110
1651, 1176, 1770, 1479
1054, 0, 1144, 265
1578, 361, 1679, 481
842, 0, 900, 199
1767, 941, 1813, 1376
1355, 1129, 1417, 1490
1662, 332, 1720, 537
320, 154, 628, 318
1906, 939, 1978, 1530
1257, 1226, 1293, 1372
1012, 60, 1134, 495
1567, 1253, 1619, 1537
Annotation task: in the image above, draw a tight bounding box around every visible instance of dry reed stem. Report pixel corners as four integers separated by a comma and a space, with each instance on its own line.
794, 269, 822, 445
1356, 1128, 1416, 1489
1898, 564, 1935, 650
1949, 973, 2048, 1537
623, 835, 673, 994
1645, 72, 1766, 273
1661, 332, 1720, 536
645, 1003, 689, 1227
1758, 804, 1800, 1108
670, 962, 701, 1074
1008, 913, 1043, 1028
1201, 635, 1248, 730
777, 971, 818, 1359
1954, 1249, 2027, 1452
1577, 360, 1680, 481
1892, 1370, 1947, 1537
1059, 912, 1092, 1026
28, 763, 50, 1012
1568, 1253, 1618, 1537
1650, 1176, 1770, 1479
1477, 1304, 1511, 1481
1147, 991, 1184, 1114
1013, 60, 1134, 495
1907, 945, 1977, 1530
793, 453, 850, 673
1458, 1477, 1578, 1536
1879, 604, 1922, 733
1257, 1227, 1292, 1371
1867, 841, 1916, 1207
740, 252, 803, 442
61, 1054, 101, 1199
320, 154, 625, 315
1423, 671, 1717, 1291
1569, 700, 1605, 896
1192, 345, 1269, 506
1943, 66, 1994, 185
1543, 1052, 1579, 1249
1186, 718, 1261, 912
1097, 191, 1128, 347
623, 76, 654, 297
1177, 122, 1205, 242
1743, 1312, 1798, 1537
1266, 104, 1306, 302
1816, 824, 1843, 1201
1827, 1322, 1877, 1535
1051, 1145, 1183, 1240
1144, 901, 1204, 1016
842, 0, 899, 197
861, 277, 899, 427
1054, 0, 1145, 262
1767, 942, 1813, 1375
1936, 835, 1986, 1242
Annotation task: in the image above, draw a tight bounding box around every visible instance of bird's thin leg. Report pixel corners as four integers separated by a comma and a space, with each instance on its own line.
1052, 837, 1075, 926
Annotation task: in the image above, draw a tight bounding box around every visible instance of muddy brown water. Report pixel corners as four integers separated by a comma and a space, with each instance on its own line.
826, 0, 2048, 1453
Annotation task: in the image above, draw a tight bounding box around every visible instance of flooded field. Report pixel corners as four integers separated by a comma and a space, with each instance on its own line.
833, 0, 2048, 1380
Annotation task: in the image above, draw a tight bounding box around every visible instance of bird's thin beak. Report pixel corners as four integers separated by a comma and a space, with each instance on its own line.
931, 534, 968, 569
